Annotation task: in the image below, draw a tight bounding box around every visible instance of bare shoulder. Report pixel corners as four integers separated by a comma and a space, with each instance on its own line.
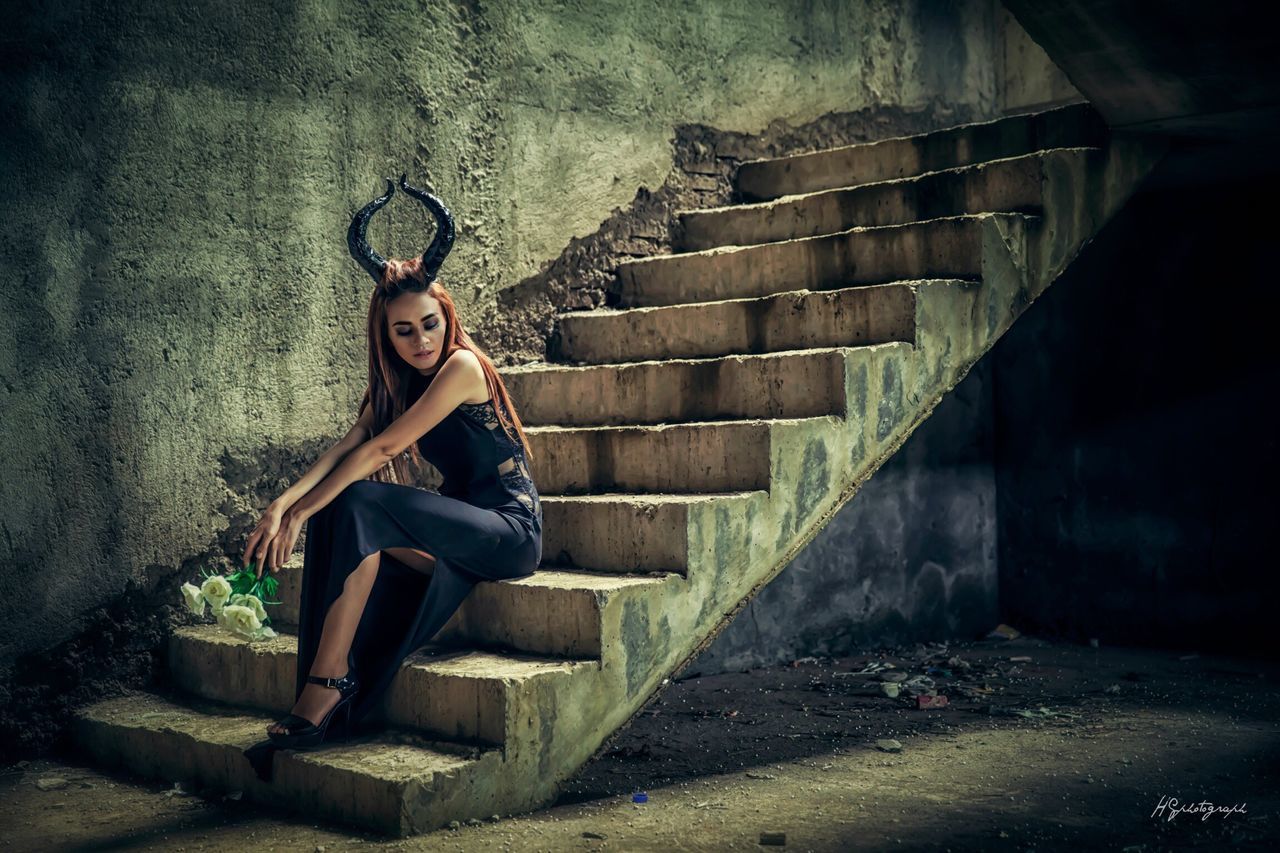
446, 348, 490, 404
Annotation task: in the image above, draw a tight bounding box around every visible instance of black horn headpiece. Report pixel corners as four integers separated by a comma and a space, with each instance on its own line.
346, 178, 393, 282
346, 172, 456, 286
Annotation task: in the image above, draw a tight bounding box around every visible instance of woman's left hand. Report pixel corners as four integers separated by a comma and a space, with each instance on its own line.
259, 508, 308, 578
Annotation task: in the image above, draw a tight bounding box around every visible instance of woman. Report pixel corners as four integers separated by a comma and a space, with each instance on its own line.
239, 174, 542, 753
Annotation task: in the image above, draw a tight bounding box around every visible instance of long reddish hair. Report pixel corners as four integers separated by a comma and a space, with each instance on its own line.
359, 256, 533, 485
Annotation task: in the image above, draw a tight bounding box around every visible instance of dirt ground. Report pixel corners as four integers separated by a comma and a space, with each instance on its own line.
3, 634, 1276, 852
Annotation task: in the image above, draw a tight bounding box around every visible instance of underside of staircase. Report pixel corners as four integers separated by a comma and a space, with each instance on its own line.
71, 102, 1169, 836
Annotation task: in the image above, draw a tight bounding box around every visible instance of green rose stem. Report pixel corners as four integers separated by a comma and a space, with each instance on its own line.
205, 563, 284, 625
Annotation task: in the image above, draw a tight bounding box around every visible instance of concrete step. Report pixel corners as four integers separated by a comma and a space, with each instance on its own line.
735, 101, 1105, 200
528, 417, 799, 493
556, 282, 922, 364
271, 554, 690, 656
503, 342, 913, 426
678, 148, 1094, 251
71, 690, 499, 836
453, 566, 685, 659
541, 490, 764, 574
614, 212, 1034, 309
273, 489, 752, 632
167, 624, 592, 746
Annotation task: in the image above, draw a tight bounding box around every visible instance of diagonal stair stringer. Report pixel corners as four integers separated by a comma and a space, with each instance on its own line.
578, 134, 1172, 775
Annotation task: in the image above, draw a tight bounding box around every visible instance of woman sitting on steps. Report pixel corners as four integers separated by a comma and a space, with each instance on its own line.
238, 173, 543, 754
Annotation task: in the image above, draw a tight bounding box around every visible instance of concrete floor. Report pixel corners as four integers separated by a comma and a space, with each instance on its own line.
4, 635, 1277, 852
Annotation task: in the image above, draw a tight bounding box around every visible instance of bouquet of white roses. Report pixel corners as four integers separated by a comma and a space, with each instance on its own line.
180, 563, 282, 641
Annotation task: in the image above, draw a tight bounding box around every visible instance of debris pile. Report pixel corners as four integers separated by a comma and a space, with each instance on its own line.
803, 624, 1068, 718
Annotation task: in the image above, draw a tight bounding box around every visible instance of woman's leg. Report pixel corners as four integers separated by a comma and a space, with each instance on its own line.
268, 548, 385, 734
276, 480, 535, 736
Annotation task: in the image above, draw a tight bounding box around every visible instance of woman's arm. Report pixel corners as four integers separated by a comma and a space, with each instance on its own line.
287, 350, 487, 523
269, 398, 375, 516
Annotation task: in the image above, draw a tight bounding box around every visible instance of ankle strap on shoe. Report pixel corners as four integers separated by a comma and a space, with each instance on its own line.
308, 673, 348, 689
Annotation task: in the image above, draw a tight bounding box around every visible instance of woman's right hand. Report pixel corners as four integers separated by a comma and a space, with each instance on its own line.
242, 503, 285, 572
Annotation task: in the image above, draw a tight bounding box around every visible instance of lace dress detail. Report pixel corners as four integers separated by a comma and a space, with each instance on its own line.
454, 398, 542, 520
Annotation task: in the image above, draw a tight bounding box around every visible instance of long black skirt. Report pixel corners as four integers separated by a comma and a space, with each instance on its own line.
242, 478, 541, 780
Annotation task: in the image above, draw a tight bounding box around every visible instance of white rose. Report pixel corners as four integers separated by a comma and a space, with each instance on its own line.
180, 582, 207, 617
251, 625, 278, 641
229, 593, 268, 623
219, 604, 262, 639
200, 575, 233, 612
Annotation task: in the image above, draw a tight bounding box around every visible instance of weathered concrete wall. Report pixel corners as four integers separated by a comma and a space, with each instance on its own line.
988, 177, 1278, 656
690, 358, 998, 675
0, 0, 1018, 671
995, 4, 1081, 114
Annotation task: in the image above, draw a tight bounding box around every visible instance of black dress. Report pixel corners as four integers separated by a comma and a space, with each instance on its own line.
243, 377, 542, 779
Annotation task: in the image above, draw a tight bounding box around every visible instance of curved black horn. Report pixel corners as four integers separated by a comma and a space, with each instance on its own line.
397, 172, 456, 282
346, 178, 395, 283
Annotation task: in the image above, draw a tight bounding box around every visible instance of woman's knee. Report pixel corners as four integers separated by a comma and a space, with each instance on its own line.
335, 551, 381, 592
329, 479, 382, 516
383, 547, 436, 575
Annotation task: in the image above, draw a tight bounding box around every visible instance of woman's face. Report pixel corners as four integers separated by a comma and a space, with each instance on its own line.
386, 290, 446, 375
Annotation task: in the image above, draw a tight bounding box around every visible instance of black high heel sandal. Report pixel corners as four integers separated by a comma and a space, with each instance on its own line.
267, 651, 360, 750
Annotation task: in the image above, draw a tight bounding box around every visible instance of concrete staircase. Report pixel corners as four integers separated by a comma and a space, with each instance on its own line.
70, 102, 1168, 836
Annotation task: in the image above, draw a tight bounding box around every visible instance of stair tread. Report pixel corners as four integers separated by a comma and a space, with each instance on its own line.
77, 690, 489, 779
618, 211, 1039, 267
555, 279, 940, 320
499, 567, 678, 591
541, 489, 764, 503
738, 102, 1096, 167
505, 340, 913, 375
524, 414, 839, 434
679, 146, 1097, 216
173, 623, 593, 680
274, 555, 683, 588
